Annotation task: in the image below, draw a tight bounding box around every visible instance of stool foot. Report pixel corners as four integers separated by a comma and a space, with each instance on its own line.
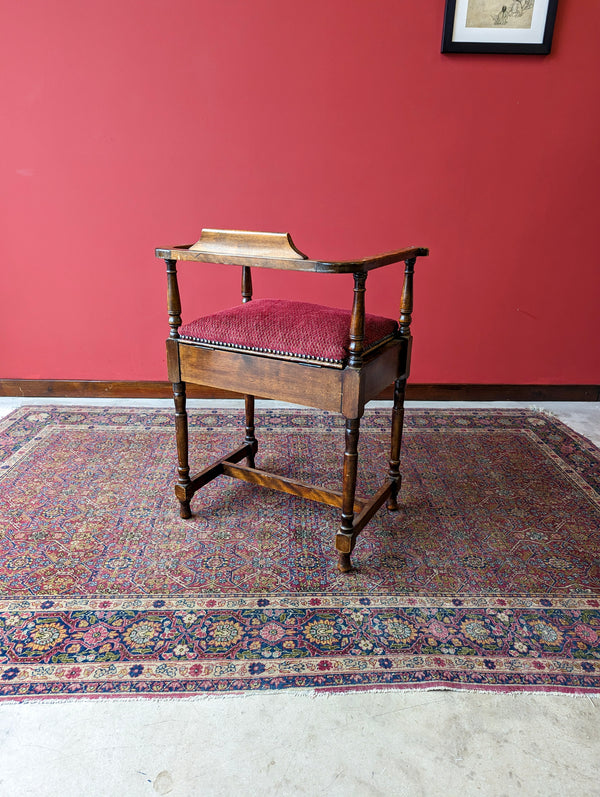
337, 552, 353, 573
179, 500, 192, 519
387, 489, 399, 512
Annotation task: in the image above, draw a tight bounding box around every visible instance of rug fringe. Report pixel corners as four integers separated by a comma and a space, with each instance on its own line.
4, 685, 598, 706
527, 405, 557, 417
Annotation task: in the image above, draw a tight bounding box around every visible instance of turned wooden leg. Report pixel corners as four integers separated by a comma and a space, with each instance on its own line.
244, 394, 256, 468
387, 377, 406, 511
336, 417, 360, 573
173, 381, 192, 519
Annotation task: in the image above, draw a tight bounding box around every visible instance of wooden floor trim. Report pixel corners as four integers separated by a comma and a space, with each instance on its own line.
1, 380, 598, 401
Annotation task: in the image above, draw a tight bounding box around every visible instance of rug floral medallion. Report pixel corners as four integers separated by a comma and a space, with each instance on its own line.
0, 406, 599, 700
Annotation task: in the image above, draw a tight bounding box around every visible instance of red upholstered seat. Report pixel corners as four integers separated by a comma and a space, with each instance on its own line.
179, 298, 398, 364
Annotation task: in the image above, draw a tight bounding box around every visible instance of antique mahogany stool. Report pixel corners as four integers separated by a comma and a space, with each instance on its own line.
156, 230, 428, 572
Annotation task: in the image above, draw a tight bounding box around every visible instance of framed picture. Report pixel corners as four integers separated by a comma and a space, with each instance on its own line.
441, 0, 559, 54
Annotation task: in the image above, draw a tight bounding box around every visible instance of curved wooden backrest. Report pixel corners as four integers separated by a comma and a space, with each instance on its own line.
189, 229, 308, 261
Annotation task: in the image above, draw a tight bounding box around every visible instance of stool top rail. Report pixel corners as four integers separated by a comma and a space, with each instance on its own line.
156, 229, 428, 273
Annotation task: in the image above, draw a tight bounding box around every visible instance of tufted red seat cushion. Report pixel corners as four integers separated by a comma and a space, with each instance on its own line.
178, 298, 398, 364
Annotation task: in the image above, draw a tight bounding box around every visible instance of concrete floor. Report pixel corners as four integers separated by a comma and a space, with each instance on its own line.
0, 399, 599, 797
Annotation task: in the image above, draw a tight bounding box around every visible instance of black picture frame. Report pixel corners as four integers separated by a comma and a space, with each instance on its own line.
441, 0, 559, 54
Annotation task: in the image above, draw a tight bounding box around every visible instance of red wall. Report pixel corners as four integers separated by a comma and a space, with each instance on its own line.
2, 0, 599, 384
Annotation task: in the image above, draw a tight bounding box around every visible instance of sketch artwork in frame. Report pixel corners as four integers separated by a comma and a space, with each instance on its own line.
442, 0, 558, 54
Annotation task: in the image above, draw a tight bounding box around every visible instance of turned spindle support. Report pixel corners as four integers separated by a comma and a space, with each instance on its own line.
244, 395, 257, 469
387, 378, 406, 511
348, 271, 367, 369
165, 259, 183, 339
387, 257, 417, 512
241, 265, 253, 304
399, 258, 416, 336
241, 266, 257, 467
336, 416, 361, 572
172, 381, 192, 518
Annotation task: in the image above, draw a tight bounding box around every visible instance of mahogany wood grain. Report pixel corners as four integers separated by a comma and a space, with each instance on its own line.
189, 229, 308, 260
353, 481, 395, 536
177, 442, 257, 500
387, 378, 407, 511
155, 245, 429, 273
172, 381, 192, 518
399, 258, 416, 336
240, 267, 256, 466
337, 417, 361, 571
361, 340, 407, 404
175, 461, 224, 502
241, 266, 253, 303
221, 463, 365, 514
166, 260, 183, 339
156, 228, 428, 274
178, 344, 344, 412
244, 395, 256, 469
348, 271, 367, 369
166, 338, 181, 384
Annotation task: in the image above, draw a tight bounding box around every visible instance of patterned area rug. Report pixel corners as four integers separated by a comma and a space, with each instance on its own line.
0, 406, 599, 700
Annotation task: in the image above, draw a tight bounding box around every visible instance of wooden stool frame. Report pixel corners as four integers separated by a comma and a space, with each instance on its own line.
156, 230, 428, 573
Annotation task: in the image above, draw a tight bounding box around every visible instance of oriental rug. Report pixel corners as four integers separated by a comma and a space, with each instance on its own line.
0, 406, 599, 700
